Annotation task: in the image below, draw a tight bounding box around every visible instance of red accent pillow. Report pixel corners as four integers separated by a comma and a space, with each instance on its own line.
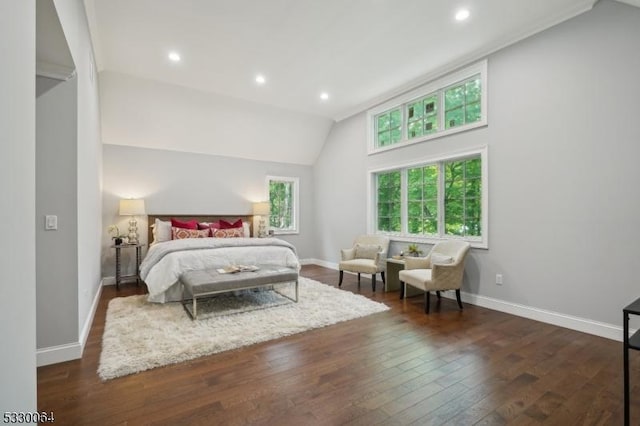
171, 218, 198, 229
172, 227, 211, 239
219, 219, 243, 229
198, 221, 221, 230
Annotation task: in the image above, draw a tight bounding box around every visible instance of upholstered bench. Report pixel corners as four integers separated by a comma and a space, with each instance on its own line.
180, 265, 299, 319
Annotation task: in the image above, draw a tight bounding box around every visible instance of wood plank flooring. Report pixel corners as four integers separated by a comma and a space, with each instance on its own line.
38, 265, 637, 425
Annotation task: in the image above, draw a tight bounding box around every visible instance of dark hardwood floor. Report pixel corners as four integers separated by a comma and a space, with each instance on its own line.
38, 265, 635, 425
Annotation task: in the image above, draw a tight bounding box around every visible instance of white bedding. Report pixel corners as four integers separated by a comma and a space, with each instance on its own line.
140, 237, 300, 303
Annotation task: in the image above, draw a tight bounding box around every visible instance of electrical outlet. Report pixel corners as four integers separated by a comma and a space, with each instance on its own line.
496, 273, 503, 285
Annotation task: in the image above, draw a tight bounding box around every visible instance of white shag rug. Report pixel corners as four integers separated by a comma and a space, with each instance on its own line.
98, 277, 389, 380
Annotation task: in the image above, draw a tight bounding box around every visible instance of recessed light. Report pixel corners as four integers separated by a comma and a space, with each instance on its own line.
320, 92, 329, 101
455, 9, 470, 21
255, 74, 266, 85
168, 51, 181, 62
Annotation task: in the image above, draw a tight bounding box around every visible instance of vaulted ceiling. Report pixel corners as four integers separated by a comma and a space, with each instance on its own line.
85, 0, 599, 122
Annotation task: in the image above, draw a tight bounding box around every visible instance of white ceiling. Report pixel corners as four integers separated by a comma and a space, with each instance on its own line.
85, 0, 599, 121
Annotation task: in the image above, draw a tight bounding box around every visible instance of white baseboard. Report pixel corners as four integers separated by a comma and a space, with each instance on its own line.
306, 259, 623, 342
301, 258, 338, 269
102, 276, 116, 286
36, 343, 82, 367
79, 280, 104, 350
456, 291, 622, 342
36, 280, 104, 367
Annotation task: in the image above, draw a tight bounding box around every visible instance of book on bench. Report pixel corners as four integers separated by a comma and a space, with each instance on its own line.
216, 265, 260, 274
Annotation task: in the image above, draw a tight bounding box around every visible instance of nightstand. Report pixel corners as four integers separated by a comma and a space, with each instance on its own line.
112, 243, 144, 289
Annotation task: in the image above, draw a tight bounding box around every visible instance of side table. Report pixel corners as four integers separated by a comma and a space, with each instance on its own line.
623, 297, 640, 425
112, 243, 144, 290
386, 258, 405, 292
385, 257, 422, 296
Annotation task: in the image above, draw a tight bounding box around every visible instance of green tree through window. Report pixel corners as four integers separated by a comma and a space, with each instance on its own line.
444, 157, 481, 237
376, 171, 401, 232
268, 176, 298, 233
374, 152, 485, 244
368, 61, 486, 153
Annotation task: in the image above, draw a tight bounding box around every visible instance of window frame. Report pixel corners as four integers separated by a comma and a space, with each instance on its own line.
367, 146, 489, 248
367, 60, 487, 155
266, 175, 299, 235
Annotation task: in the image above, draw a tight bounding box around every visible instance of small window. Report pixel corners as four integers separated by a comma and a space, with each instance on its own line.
267, 176, 299, 234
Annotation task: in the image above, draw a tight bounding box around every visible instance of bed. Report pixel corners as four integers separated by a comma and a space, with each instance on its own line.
140, 214, 300, 303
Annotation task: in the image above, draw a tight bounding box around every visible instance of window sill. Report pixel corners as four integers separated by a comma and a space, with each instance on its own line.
271, 230, 299, 236
369, 121, 487, 156
379, 232, 488, 250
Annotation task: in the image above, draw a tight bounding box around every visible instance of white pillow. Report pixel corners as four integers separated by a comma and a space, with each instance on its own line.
243, 222, 250, 237
151, 219, 172, 244
354, 243, 381, 260
430, 253, 453, 266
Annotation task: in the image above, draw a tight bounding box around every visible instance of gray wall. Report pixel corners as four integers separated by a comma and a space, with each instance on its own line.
314, 0, 640, 328
53, 0, 104, 348
36, 76, 79, 348
0, 0, 37, 411
102, 144, 317, 278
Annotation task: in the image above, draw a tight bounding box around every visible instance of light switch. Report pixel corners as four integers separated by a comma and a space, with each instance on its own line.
45, 215, 57, 230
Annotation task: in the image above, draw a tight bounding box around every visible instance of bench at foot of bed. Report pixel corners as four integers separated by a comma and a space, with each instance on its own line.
180, 265, 299, 320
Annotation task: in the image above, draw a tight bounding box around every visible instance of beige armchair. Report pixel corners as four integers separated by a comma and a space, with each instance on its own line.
399, 240, 470, 313
338, 235, 390, 292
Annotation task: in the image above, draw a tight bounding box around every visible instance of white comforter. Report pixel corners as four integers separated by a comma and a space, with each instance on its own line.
140, 237, 300, 303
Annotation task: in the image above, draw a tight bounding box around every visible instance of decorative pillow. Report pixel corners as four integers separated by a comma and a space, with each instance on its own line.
171, 218, 198, 229
354, 243, 382, 260
211, 227, 244, 238
151, 219, 172, 244
242, 222, 250, 237
430, 253, 453, 266
172, 227, 211, 239
219, 219, 242, 229
198, 221, 221, 230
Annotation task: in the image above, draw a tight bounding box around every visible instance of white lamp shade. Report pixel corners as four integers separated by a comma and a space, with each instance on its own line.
119, 199, 146, 216
253, 201, 270, 216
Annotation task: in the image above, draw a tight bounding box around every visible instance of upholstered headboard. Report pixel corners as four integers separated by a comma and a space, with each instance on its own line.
148, 214, 254, 243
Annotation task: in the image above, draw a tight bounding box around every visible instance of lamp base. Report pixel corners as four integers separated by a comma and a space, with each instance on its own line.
258, 218, 267, 238
127, 216, 139, 244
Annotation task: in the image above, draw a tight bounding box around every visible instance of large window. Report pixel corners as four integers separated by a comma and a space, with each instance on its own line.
369, 147, 488, 247
368, 61, 487, 154
267, 176, 299, 234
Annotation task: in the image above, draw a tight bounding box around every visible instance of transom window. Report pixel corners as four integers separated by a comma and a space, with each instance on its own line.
368, 61, 487, 154
369, 147, 488, 248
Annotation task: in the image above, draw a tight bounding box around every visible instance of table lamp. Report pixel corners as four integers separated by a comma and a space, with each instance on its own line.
119, 199, 145, 244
